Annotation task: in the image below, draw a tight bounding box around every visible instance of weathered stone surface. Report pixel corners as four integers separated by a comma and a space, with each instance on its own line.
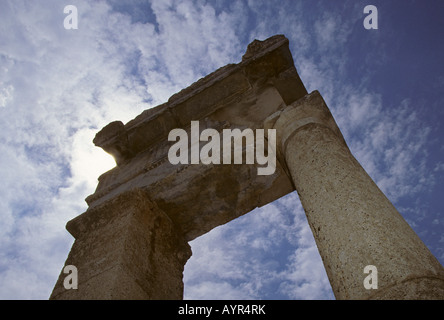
50, 189, 190, 300
51, 34, 444, 300
270, 91, 444, 299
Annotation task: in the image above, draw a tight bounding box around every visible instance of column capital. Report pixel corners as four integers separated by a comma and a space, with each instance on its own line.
265, 91, 347, 157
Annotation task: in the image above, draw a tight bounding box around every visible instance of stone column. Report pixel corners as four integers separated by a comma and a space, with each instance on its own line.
267, 90, 444, 299
50, 189, 191, 300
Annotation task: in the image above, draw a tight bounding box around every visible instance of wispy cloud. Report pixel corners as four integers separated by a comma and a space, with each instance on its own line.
184, 192, 334, 300
0, 0, 157, 298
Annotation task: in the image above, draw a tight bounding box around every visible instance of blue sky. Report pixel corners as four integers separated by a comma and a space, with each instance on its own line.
0, 0, 443, 299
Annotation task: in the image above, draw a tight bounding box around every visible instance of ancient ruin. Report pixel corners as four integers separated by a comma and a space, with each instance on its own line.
50, 35, 444, 300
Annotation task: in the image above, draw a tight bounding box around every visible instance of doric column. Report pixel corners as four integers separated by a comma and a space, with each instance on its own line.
50, 189, 191, 300
267, 90, 444, 299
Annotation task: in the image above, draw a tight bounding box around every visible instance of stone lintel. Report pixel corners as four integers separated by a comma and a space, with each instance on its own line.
84, 35, 307, 241
93, 35, 305, 165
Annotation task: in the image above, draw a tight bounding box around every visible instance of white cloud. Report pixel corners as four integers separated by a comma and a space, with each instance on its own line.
342, 96, 433, 202
280, 246, 334, 300
0, 84, 13, 107
0, 0, 157, 298
185, 281, 253, 300
314, 12, 350, 54
184, 192, 334, 300
433, 162, 444, 173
